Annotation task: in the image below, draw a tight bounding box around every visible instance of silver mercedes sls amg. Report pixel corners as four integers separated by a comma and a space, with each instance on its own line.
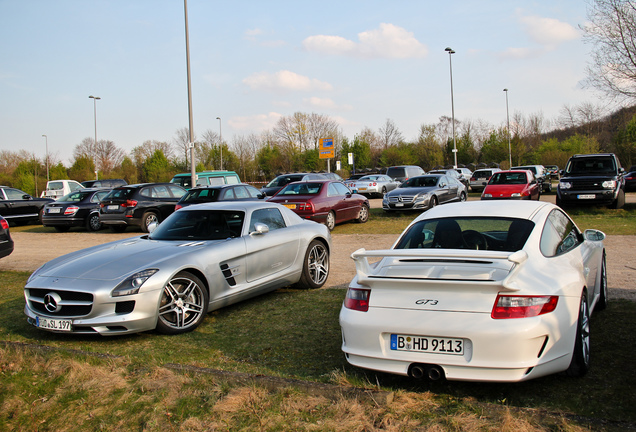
24, 202, 331, 335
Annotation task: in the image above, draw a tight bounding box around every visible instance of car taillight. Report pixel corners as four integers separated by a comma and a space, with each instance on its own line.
64, 206, 80, 215
0, 219, 8, 230
491, 295, 558, 319
371, 182, 377, 186
344, 288, 371, 312
122, 200, 138, 208
175, 204, 183, 211
298, 202, 314, 212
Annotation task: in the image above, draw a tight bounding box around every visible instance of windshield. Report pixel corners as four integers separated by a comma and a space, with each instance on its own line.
278, 182, 322, 195
149, 209, 245, 241
402, 176, 440, 188
565, 157, 616, 175
395, 217, 535, 251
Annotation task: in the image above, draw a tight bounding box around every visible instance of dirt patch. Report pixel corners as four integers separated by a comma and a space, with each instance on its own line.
2, 231, 634, 300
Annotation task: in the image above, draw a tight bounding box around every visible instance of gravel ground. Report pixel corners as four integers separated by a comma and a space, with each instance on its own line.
2, 230, 634, 301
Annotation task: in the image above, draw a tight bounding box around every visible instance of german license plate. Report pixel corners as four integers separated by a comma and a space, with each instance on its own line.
47, 208, 61, 214
358, 187, 367, 191
283, 204, 296, 209
394, 202, 404, 207
577, 194, 596, 199
107, 205, 119, 210
35, 316, 72, 332
391, 334, 463, 355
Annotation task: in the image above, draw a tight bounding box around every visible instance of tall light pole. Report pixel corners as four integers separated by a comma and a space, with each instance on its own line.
184, 0, 196, 187
445, 47, 457, 168
42, 134, 49, 182
504, 89, 512, 168
88, 95, 100, 180
216, 116, 223, 170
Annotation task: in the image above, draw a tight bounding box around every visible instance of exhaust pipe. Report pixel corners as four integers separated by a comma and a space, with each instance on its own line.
409, 364, 445, 381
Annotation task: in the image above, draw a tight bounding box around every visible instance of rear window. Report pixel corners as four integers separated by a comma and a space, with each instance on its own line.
182, 188, 221, 203
278, 182, 322, 195
104, 188, 134, 200
47, 181, 64, 190
266, 175, 304, 188
386, 167, 406, 178
395, 217, 535, 252
473, 170, 492, 178
58, 191, 92, 202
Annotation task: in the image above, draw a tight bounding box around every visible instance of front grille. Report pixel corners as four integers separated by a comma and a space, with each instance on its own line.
26, 288, 93, 317
388, 195, 416, 204
569, 180, 610, 191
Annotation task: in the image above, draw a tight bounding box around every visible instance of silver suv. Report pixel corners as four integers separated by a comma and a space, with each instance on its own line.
469, 168, 501, 192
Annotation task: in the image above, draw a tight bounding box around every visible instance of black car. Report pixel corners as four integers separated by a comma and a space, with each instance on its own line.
0, 186, 54, 226
0, 215, 14, 259
625, 166, 636, 192
42, 188, 112, 232
99, 183, 187, 232
81, 178, 127, 188
175, 184, 264, 210
260, 173, 327, 197
557, 153, 626, 209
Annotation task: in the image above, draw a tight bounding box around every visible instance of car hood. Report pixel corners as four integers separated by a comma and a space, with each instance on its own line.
561, 173, 619, 180
388, 186, 437, 195
35, 236, 214, 281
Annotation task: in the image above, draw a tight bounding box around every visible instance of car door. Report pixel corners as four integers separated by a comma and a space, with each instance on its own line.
436, 176, 452, 203
328, 182, 358, 222
3, 188, 39, 220
244, 207, 300, 283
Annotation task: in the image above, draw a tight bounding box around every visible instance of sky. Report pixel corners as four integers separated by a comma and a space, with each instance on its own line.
0, 0, 598, 165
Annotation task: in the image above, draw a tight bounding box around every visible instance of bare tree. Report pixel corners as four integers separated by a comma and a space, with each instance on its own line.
378, 118, 403, 149
131, 140, 173, 168
582, 0, 636, 100
95, 140, 125, 177
173, 127, 195, 168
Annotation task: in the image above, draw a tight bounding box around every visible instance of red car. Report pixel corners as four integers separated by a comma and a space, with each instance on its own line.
481, 170, 541, 201
267, 180, 369, 230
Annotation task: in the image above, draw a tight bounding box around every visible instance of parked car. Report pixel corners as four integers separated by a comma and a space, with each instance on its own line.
469, 168, 502, 192
321, 172, 344, 181
267, 180, 369, 231
0, 186, 54, 226
455, 167, 473, 184
41, 188, 112, 232
385, 165, 425, 183
344, 173, 369, 190
0, 215, 14, 259
544, 165, 560, 180
512, 165, 551, 192
170, 170, 241, 190
99, 183, 187, 233
349, 174, 401, 198
175, 184, 264, 210
340, 200, 607, 382
623, 166, 636, 192
81, 178, 127, 189
40, 179, 84, 199
24, 201, 331, 335
382, 174, 467, 211
260, 173, 327, 197
556, 153, 625, 209
428, 169, 468, 188
481, 170, 541, 201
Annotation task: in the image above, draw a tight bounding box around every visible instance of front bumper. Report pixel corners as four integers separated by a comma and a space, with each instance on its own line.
557, 188, 618, 205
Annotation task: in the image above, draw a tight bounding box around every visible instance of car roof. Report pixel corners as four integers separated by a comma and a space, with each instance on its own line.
189, 183, 253, 190
415, 200, 552, 221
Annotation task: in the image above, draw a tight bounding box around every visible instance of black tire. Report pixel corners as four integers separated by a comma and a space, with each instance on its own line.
296, 240, 330, 289
356, 204, 369, 224
110, 225, 127, 233
54, 226, 70, 232
325, 211, 336, 231
459, 191, 467, 202
565, 291, 591, 377
141, 211, 159, 233
609, 190, 625, 209
596, 253, 608, 311
429, 196, 438, 209
379, 186, 387, 198
85, 212, 102, 231
156, 271, 209, 335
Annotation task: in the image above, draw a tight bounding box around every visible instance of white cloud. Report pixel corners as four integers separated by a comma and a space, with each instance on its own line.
520, 15, 580, 48
302, 23, 427, 59
243, 70, 333, 92
228, 112, 282, 131
244, 28, 262, 37
303, 97, 352, 111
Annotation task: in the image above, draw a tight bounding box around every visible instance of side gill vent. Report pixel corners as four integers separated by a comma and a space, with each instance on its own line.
220, 263, 237, 286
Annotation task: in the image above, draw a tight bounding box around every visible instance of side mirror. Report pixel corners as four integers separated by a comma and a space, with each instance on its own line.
22, 194, 33, 200
257, 194, 265, 199
251, 222, 269, 235
584, 229, 606, 242
147, 222, 159, 233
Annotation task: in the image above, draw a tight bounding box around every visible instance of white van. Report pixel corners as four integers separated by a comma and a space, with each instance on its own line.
40, 180, 84, 199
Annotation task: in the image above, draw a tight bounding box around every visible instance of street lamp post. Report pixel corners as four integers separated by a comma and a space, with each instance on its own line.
42, 134, 49, 182
445, 47, 457, 169
88, 95, 100, 180
504, 89, 512, 168
184, 0, 196, 187
216, 117, 223, 170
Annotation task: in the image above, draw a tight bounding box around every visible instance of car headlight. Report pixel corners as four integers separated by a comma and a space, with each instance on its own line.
112, 269, 159, 297
414, 193, 430, 202
382, 195, 389, 203
602, 180, 617, 188
559, 181, 572, 190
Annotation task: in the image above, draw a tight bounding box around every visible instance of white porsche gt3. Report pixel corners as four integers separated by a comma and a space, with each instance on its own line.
339, 200, 607, 382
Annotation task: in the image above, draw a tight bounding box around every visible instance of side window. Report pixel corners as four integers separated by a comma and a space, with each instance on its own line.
327, 183, 340, 197
5, 188, 27, 200
540, 209, 582, 257
223, 188, 236, 200
140, 187, 153, 198
234, 187, 249, 199
335, 182, 350, 195
70, 182, 82, 192
249, 208, 287, 232
246, 186, 261, 198
208, 177, 225, 186
226, 175, 240, 185
153, 186, 170, 198
168, 185, 186, 198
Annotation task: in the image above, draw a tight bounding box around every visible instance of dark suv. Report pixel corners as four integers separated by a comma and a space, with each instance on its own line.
557, 153, 625, 209
99, 183, 186, 232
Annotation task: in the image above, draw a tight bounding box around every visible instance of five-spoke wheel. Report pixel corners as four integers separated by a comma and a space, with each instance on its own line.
297, 240, 330, 289
156, 271, 209, 334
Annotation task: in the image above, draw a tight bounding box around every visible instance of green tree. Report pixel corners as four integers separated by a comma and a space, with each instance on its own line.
414, 124, 444, 170
49, 163, 68, 181
142, 150, 171, 183
68, 156, 95, 182
614, 114, 636, 167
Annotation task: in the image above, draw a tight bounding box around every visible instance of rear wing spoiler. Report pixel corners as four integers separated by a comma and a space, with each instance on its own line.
350, 248, 528, 292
